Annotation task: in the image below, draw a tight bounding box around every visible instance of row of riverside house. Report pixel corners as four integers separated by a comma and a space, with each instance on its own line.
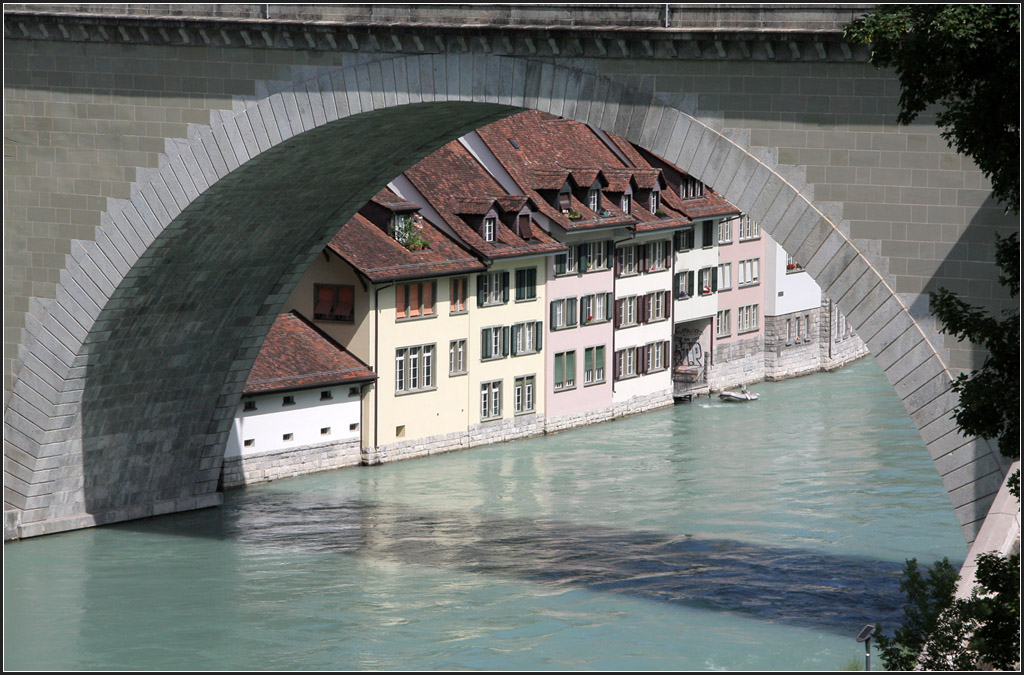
222, 111, 868, 487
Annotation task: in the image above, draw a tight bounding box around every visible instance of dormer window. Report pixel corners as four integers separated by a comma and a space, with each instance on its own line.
558, 184, 572, 211
649, 189, 661, 213
391, 213, 414, 244
588, 187, 600, 213
483, 216, 497, 242
621, 193, 632, 215
681, 176, 704, 199
517, 211, 533, 239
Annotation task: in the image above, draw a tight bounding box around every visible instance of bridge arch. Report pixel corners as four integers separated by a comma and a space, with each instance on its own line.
4, 53, 1004, 541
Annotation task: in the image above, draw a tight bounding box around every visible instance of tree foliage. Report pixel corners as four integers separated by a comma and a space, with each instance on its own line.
846, 6, 1020, 671
845, 5, 1021, 210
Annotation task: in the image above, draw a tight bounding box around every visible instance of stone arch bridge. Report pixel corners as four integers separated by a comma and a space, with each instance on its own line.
3, 5, 1017, 551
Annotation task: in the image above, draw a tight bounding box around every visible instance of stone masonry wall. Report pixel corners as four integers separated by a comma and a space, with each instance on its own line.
709, 335, 766, 390
763, 310, 821, 381
361, 389, 674, 467
220, 438, 361, 488
820, 299, 871, 371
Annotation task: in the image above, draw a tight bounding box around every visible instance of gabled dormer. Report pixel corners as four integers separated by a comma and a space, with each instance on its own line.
453, 197, 502, 243
567, 170, 608, 214
633, 169, 666, 215
360, 188, 424, 244
495, 195, 536, 240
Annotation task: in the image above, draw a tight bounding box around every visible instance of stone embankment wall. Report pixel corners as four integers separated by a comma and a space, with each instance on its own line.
712, 303, 870, 390
220, 438, 362, 488
226, 390, 673, 484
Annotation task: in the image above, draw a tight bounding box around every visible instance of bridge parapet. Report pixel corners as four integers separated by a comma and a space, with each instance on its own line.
5, 3, 875, 61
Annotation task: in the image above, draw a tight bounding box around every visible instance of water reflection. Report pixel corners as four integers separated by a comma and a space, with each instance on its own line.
121, 488, 906, 636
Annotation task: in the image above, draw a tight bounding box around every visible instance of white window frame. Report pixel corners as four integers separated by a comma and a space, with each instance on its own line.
716, 309, 731, 338
718, 262, 732, 291
395, 344, 436, 394
512, 321, 538, 355
718, 219, 732, 245
584, 345, 606, 385
554, 246, 577, 276
621, 193, 632, 214
649, 190, 660, 213
738, 258, 760, 287
483, 216, 497, 242
737, 304, 760, 334
588, 187, 600, 212
648, 240, 667, 272
480, 380, 502, 420
646, 291, 667, 322
585, 240, 609, 271
619, 245, 638, 277
738, 215, 760, 241
615, 346, 638, 380
481, 270, 504, 306
514, 375, 535, 414
647, 340, 667, 372
449, 339, 467, 375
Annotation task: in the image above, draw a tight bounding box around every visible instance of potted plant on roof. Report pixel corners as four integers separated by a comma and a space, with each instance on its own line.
567, 209, 582, 220
655, 208, 667, 217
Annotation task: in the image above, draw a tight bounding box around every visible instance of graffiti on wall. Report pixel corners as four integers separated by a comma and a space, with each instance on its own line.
673, 326, 705, 368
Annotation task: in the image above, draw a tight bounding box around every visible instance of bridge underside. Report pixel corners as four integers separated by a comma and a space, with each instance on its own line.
3, 36, 1014, 543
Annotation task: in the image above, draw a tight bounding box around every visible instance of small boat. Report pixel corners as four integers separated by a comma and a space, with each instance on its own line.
718, 389, 759, 402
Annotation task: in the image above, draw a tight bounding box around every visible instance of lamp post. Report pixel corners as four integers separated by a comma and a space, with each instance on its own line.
856, 624, 876, 671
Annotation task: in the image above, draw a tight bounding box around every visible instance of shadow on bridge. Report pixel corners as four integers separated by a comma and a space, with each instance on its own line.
114, 487, 946, 637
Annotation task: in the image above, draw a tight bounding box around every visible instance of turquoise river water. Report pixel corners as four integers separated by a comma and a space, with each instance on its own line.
4, 358, 966, 670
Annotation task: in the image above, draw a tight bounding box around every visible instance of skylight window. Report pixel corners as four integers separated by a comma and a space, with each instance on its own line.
508, 138, 520, 149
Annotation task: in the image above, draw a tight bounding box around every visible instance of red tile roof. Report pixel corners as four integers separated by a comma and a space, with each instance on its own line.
605, 133, 742, 221
404, 141, 566, 260
475, 110, 689, 234
244, 311, 375, 395
326, 207, 485, 283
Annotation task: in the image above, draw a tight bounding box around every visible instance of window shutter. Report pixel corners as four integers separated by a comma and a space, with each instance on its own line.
578, 244, 588, 272
674, 272, 681, 298
614, 248, 621, 277
605, 240, 614, 269
567, 296, 577, 327
502, 271, 510, 303
515, 271, 523, 301
674, 231, 681, 250
687, 272, 694, 298
481, 328, 491, 359
640, 345, 648, 374
510, 326, 518, 356
550, 300, 559, 327
712, 266, 718, 292
554, 353, 564, 386
614, 299, 622, 328
614, 351, 620, 381
502, 326, 510, 356
639, 244, 648, 273
528, 267, 536, 293
585, 348, 593, 375
605, 293, 612, 320
579, 296, 588, 326
664, 290, 671, 316
664, 240, 672, 268
567, 351, 576, 382
476, 275, 485, 307
555, 254, 566, 276
663, 341, 670, 370
636, 296, 645, 324
535, 322, 542, 351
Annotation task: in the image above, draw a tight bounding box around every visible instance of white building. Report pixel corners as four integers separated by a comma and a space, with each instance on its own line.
222, 311, 375, 487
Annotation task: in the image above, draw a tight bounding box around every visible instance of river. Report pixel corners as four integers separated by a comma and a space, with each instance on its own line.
3, 358, 965, 670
